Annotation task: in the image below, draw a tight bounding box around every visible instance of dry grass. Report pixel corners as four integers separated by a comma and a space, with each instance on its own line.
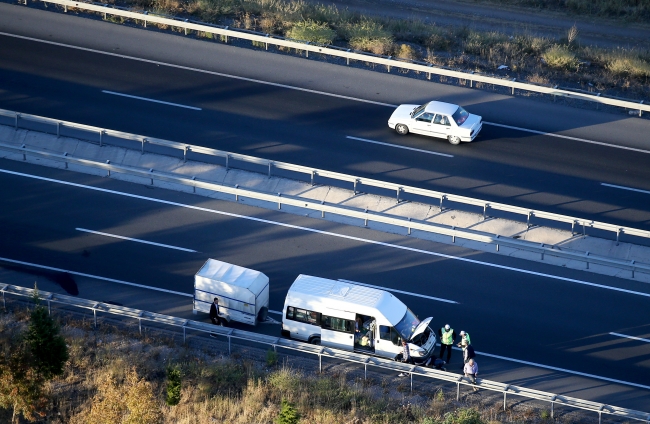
0, 308, 597, 423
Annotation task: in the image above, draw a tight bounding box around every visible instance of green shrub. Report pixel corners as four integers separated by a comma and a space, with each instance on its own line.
342, 19, 393, 55
396, 43, 417, 60
286, 20, 336, 44
442, 408, 484, 424
165, 365, 181, 406
607, 57, 650, 78
266, 349, 279, 367
542, 45, 578, 70
276, 398, 300, 424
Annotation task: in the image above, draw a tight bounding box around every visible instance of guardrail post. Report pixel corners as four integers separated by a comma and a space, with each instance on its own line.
495, 235, 499, 251
585, 251, 590, 269
319, 352, 322, 372
225, 154, 229, 170
143, 11, 147, 28
184, 19, 188, 35
106, 160, 111, 177
184, 146, 189, 163
631, 260, 635, 278
396, 187, 401, 203
410, 372, 413, 393
235, 184, 239, 200
354, 178, 359, 195
456, 380, 460, 400
550, 395, 556, 419
277, 193, 282, 209
99, 130, 104, 147
408, 218, 412, 235
452, 226, 456, 243
93, 309, 97, 328
364, 208, 368, 227
503, 385, 509, 410
47, 299, 51, 316
183, 326, 186, 343
598, 404, 604, 424
311, 171, 315, 186
141, 138, 146, 154
2, 291, 5, 310
268, 161, 272, 177
527, 211, 532, 228
191, 176, 197, 193
139, 318, 142, 334
64, 4, 67, 12
440, 195, 445, 212
21, 144, 26, 161
15, 113, 19, 130
571, 220, 576, 235
57, 122, 61, 138
616, 228, 622, 246
321, 200, 325, 218
541, 244, 545, 260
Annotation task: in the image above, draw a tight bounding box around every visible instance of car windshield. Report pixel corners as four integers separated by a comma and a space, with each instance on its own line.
452, 106, 470, 126
411, 102, 429, 117
394, 308, 420, 341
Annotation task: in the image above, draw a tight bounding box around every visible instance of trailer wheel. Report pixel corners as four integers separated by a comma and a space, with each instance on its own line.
258, 306, 268, 322
309, 336, 321, 345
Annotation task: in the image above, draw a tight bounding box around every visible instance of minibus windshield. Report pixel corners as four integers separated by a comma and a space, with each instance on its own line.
394, 308, 420, 341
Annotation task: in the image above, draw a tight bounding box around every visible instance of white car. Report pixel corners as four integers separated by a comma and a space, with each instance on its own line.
388, 101, 483, 145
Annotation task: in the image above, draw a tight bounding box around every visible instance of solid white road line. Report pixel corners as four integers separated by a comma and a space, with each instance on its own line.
346, 136, 454, 158
76, 228, 197, 252
102, 90, 202, 110
470, 348, 650, 390
3, 168, 650, 299
485, 122, 650, 154
610, 332, 650, 343
0, 256, 192, 297
601, 183, 650, 195
338, 278, 458, 304
0, 33, 394, 108
3, 33, 648, 154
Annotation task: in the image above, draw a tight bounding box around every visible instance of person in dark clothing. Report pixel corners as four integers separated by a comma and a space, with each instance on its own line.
438, 324, 456, 363
462, 343, 476, 369
209, 297, 222, 326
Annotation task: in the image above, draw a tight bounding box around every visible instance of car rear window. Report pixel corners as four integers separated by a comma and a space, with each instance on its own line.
452, 106, 469, 126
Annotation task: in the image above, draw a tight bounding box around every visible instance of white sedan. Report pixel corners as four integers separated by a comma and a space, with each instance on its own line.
388, 101, 483, 145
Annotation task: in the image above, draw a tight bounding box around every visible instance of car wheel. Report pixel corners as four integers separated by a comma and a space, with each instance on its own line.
395, 124, 409, 135
448, 135, 461, 145
309, 336, 321, 345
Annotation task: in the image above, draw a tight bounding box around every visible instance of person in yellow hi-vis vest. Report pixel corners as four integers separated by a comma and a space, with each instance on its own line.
438, 324, 456, 363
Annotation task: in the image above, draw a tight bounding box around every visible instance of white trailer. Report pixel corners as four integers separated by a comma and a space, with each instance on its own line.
193, 259, 269, 326
281, 275, 437, 361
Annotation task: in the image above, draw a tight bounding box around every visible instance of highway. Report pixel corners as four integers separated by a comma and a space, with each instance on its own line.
1, 4, 650, 232
0, 160, 649, 410
1, 1, 649, 412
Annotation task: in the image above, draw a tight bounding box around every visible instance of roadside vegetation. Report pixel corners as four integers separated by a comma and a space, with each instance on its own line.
0, 302, 587, 423
467, 0, 650, 22
98, 0, 650, 101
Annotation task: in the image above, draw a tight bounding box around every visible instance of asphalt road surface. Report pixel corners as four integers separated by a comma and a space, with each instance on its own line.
0, 159, 648, 411
1, 4, 650, 233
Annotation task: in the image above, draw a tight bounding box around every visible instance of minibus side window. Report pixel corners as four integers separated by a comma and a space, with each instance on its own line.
379, 325, 401, 346
286, 306, 295, 319
322, 315, 353, 333
295, 308, 307, 322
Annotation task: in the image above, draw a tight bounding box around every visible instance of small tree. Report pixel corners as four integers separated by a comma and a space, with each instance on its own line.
276, 398, 300, 424
24, 283, 69, 380
165, 366, 182, 406
0, 342, 47, 423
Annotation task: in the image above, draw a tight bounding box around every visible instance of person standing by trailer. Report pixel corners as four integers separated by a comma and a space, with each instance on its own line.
209, 297, 222, 326
438, 324, 456, 362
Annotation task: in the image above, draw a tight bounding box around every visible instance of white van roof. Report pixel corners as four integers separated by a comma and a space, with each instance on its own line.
288, 275, 407, 324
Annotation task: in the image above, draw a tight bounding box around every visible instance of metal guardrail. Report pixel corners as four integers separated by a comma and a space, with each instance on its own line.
33, 0, 650, 115
3, 108, 650, 246
1, 284, 648, 423
2, 139, 649, 279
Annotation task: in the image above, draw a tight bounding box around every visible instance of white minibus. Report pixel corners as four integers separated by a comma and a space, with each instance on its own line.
281, 275, 437, 361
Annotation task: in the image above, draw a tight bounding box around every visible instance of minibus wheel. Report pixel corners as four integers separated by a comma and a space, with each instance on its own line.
309, 336, 321, 345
